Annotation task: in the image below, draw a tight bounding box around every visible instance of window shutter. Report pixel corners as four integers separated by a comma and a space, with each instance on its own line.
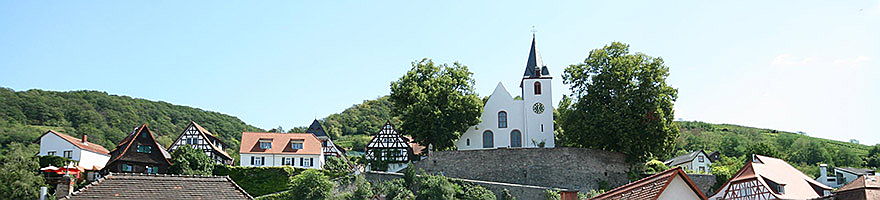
310, 158, 314, 167
300, 158, 304, 166
250, 156, 255, 165
261, 157, 265, 165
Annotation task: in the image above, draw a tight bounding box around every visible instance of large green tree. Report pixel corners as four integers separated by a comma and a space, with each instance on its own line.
389, 59, 483, 150
560, 42, 679, 161
168, 145, 214, 175
0, 143, 45, 200
287, 169, 334, 200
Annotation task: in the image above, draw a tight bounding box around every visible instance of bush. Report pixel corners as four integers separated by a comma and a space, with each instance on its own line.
376, 179, 414, 200
288, 169, 334, 200
644, 159, 670, 174
38, 155, 75, 167
500, 189, 516, 200
213, 165, 304, 197
169, 145, 214, 175
348, 175, 373, 200
458, 184, 495, 200
415, 175, 459, 200
543, 189, 560, 200
324, 156, 353, 178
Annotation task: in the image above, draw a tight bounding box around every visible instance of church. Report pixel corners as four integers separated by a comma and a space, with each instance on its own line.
456, 35, 555, 150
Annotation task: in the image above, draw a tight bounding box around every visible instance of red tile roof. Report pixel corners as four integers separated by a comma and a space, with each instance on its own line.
43, 130, 110, 155
837, 175, 880, 193
239, 132, 322, 155
591, 167, 707, 200
61, 173, 252, 199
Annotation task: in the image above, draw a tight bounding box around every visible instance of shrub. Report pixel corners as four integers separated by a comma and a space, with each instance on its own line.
500, 189, 516, 200
543, 189, 560, 200
348, 175, 373, 200
415, 175, 459, 200
288, 169, 334, 200
457, 184, 495, 200
168, 145, 214, 175
213, 165, 303, 196
38, 155, 75, 167
644, 159, 670, 174
376, 179, 413, 200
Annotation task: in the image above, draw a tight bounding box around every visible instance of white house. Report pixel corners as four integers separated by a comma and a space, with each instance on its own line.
664, 150, 712, 174
456, 35, 555, 150
37, 130, 111, 170
816, 164, 877, 188
238, 132, 324, 169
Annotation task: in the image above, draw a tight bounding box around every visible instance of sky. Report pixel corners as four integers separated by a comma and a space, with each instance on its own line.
1, 1, 878, 144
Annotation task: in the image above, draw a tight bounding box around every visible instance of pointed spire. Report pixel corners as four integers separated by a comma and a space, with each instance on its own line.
523, 34, 546, 78
306, 119, 328, 137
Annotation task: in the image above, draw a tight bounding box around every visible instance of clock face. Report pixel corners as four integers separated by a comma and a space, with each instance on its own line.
532, 102, 545, 114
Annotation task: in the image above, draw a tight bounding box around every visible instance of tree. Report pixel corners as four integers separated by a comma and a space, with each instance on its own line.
168, 145, 214, 175
348, 175, 374, 200
643, 159, 670, 174
866, 144, 880, 168
415, 175, 459, 200
288, 169, 334, 200
0, 143, 45, 200
560, 42, 679, 161
389, 59, 483, 150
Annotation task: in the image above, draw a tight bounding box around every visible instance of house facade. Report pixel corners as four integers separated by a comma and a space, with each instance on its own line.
305, 120, 345, 157
37, 130, 111, 170
365, 122, 414, 172
104, 124, 173, 174
664, 150, 712, 174
239, 132, 324, 169
456, 35, 555, 150
710, 155, 832, 200
591, 167, 707, 200
815, 164, 876, 188
168, 121, 234, 165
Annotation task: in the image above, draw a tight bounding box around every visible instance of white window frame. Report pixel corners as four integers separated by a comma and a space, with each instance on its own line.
47, 151, 56, 156
63, 150, 73, 159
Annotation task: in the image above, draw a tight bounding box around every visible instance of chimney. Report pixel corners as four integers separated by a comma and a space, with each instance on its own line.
819, 164, 828, 178
54, 176, 74, 198
81, 135, 88, 144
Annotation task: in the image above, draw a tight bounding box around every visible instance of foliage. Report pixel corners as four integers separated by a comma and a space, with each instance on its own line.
709, 155, 745, 191
348, 175, 374, 200
0, 143, 46, 200
212, 165, 304, 197
457, 184, 495, 200
324, 156, 353, 178
376, 179, 414, 200
866, 145, 880, 168
38, 155, 76, 168
389, 59, 483, 150
500, 189, 516, 200
560, 42, 679, 162
582, 190, 606, 199
415, 175, 460, 200
287, 169, 335, 200
335, 134, 372, 151
168, 145, 214, 175
543, 189, 560, 200
0, 88, 263, 163
643, 159, 670, 174
321, 96, 402, 138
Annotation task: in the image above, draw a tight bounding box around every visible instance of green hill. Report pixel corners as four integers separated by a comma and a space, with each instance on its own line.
0, 88, 263, 161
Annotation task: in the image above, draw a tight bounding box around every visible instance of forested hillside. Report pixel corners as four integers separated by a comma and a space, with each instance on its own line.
318, 96, 400, 138
0, 88, 263, 160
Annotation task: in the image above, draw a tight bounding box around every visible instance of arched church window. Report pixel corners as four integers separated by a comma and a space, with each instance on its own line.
482, 130, 494, 148
466, 139, 470, 146
510, 130, 522, 147
534, 82, 542, 95
498, 111, 508, 128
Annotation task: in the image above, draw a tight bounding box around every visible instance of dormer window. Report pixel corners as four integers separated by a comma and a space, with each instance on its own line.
259, 139, 272, 149
534, 82, 542, 95
290, 140, 304, 150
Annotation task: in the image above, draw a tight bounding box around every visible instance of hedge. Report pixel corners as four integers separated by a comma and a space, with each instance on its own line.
213, 165, 306, 197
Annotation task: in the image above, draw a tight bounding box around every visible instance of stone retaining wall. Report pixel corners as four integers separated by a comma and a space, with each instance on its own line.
364, 171, 559, 200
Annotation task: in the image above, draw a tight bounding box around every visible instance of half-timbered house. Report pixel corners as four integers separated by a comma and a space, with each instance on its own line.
104, 124, 172, 174
305, 120, 345, 157
710, 155, 832, 200
365, 122, 413, 172
168, 121, 234, 165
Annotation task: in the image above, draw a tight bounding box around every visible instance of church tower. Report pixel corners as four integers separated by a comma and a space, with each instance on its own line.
520, 34, 555, 148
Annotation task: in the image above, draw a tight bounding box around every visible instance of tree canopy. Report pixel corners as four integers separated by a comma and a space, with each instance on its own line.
389, 59, 483, 150
0, 143, 45, 200
168, 145, 214, 175
559, 42, 679, 161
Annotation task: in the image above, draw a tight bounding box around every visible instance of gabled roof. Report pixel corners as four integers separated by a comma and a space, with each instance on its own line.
591, 167, 707, 200
404, 136, 426, 155
837, 167, 876, 176
306, 119, 328, 137
239, 132, 322, 155
523, 34, 547, 78
711, 155, 832, 199
107, 124, 172, 166
40, 130, 110, 155
366, 122, 411, 149
836, 175, 880, 193
664, 150, 708, 166
172, 121, 233, 160
60, 173, 252, 199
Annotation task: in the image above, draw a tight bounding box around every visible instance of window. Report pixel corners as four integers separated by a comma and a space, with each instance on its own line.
304, 158, 312, 167
122, 164, 133, 172
534, 82, 542, 95
541, 124, 544, 132
283, 157, 293, 165
466, 139, 470, 146
497, 111, 508, 128
63, 150, 73, 159
698, 155, 705, 162
482, 131, 494, 148
136, 145, 152, 153
291, 142, 304, 150
699, 166, 706, 173
145, 166, 158, 174
47, 151, 56, 156
259, 139, 272, 149
250, 156, 265, 166
510, 130, 522, 147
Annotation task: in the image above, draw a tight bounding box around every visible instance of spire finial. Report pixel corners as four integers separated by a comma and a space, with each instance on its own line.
530, 26, 537, 36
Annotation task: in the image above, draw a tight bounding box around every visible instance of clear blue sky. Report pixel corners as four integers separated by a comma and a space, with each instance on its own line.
1, 1, 878, 144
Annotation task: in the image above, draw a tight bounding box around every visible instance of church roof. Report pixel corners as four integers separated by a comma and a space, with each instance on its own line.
305, 119, 328, 137
523, 34, 549, 78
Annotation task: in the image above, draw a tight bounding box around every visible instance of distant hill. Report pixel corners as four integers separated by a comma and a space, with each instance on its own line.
0, 88, 263, 161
